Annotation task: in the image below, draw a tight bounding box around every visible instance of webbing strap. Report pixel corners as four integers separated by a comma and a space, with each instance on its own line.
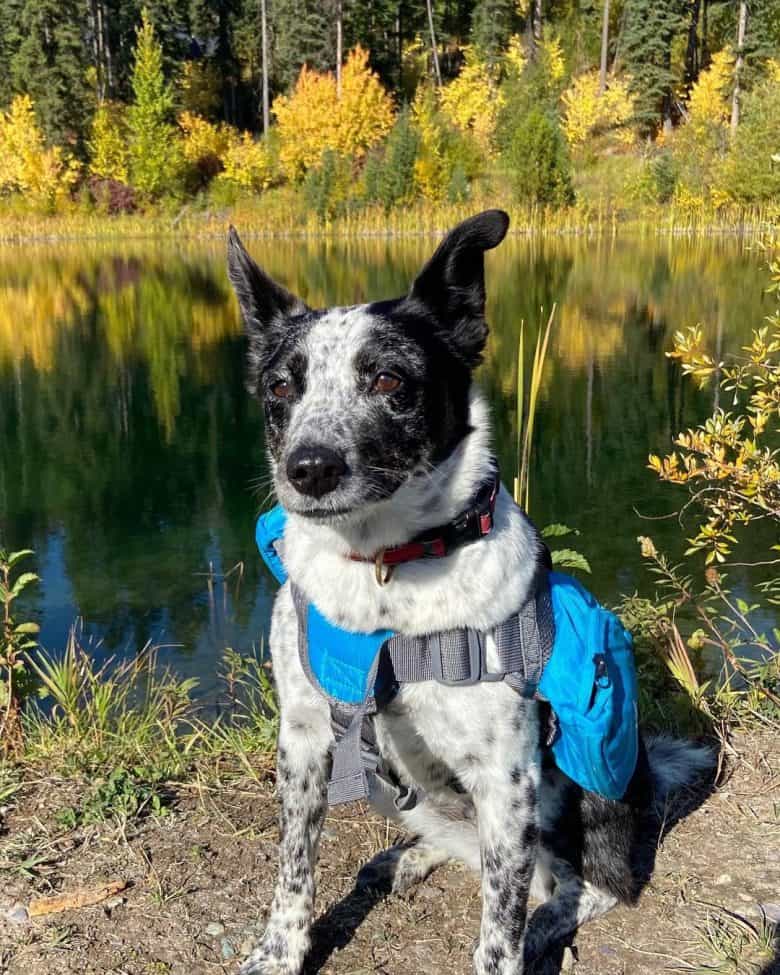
290, 569, 555, 807
383, 570, 554, 692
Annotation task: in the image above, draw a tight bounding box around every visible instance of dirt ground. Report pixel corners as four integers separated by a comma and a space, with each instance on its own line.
1, 733, 778, 975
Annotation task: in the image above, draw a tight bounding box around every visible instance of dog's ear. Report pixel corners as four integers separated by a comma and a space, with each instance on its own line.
227, 227, 308, 335
407, 209, 509, 366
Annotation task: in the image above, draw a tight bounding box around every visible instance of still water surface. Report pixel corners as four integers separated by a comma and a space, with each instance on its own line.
0, 235, 774, 699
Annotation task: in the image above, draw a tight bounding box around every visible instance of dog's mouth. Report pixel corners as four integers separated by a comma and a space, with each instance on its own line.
292, 505, 356, 522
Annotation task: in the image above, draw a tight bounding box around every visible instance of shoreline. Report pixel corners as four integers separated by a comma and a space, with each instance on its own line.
0, 202, 778, 245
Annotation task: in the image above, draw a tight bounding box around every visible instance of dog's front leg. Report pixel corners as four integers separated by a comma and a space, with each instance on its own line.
241, 588, 332, 975
241, 717, 330, 975
471, 697, 540, 975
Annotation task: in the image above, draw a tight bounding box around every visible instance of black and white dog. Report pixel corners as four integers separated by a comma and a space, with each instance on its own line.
227, 211, 711, 975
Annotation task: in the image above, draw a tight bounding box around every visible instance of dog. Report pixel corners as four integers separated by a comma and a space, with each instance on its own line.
227, 210, 712, 975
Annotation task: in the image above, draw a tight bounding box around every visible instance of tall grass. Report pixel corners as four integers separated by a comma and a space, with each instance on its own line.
0, 190, 778, 243
514, 306, 556, 513
20, 625, 278, 780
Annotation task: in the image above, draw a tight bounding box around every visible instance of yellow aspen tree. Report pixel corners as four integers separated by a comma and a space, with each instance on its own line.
88, 103, 129, 182
274, 47, 394, 181
334, 47, 394, 159
439, 47, 503, 153
273, 66, 338, 180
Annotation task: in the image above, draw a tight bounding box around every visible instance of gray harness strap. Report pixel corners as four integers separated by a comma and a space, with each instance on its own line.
291, 571, 555, 808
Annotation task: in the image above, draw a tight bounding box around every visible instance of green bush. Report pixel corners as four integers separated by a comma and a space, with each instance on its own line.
719, 77, 780, 202
650, 149, 678, 203
364, 107, 420, 211
503, 109, 575, 207
303, 150, 353, 222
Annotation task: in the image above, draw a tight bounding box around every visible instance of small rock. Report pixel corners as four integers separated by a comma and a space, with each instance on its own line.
738, 892, 753, 903
760, 903, 780, 925
221, 938, 236, 960
204, 921, 225, 937
104, 895, 124, 911
715, 873, 732, 886
4, 904, 29, 925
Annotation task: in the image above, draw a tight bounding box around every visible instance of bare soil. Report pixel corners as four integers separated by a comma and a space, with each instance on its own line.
1, 733, 778, 975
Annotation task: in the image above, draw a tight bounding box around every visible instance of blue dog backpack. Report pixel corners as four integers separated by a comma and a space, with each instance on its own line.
257, 506, 638, 804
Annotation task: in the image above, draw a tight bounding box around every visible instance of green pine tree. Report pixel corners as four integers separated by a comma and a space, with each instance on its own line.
623, 0, 687, 135
471, 0, 518, 69
9, 0, 91, 147
270, 0, 332, 91
127, 8, 182, 197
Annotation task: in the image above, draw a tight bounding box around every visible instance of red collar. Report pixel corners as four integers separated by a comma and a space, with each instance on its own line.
349, 464, 500, 584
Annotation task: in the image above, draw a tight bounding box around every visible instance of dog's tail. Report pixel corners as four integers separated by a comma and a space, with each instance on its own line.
644, 733, 716, 800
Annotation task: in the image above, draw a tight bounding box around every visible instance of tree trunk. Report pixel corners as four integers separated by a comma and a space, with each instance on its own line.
89, 0, 103, 102
396, 3, 403, 91
599, 0, 610, 94
260, 0, 269, 135
426, 0, 441, 87
336, 0, 342, 98
100, 0, 114, 96
730, 0, 747, 135
701, 0, 709, 68
685, 0, 700, 89
533, 0, 543, 43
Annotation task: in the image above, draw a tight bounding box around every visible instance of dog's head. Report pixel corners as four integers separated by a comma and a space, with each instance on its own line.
227, 210, 509, 523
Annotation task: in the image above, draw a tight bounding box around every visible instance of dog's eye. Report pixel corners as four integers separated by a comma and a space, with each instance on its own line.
270, 379, 292, 400
371, 372, 402, 394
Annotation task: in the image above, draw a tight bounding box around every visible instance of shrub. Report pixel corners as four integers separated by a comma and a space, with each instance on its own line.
87, 176, 137, 214
363, 107, 420, 211
218, 132, 274, 193
439, 46, 503, 153
303, 149, 353, 222
635, 254, 780, 727
274, 46, 394, 182
0, 95, 80, 212
718, 68, 780, 203
503, 108, 575, 207
88, 102, 128, 183
671, 49, 732, 202
561, 71, 636, 151
411, 85, 483, 203
0, 548, 40, 756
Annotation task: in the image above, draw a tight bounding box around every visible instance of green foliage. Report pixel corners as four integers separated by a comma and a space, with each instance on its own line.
650, 149, 678, 203
720, 75, 780, 202
23, 630, 197, 774
364, 107, 420, 211
503, 108, 575, 207
0, 547, 40, 755
303, 150, 353, 223
269, 0, 332, 91
623, 0, 686, 134
127, 9, 182, 199
632, 254, 780, 730
471, 0, 518, 70
56, 766, 171, 828
9, 0, 91, 146
541, 525, 592, 574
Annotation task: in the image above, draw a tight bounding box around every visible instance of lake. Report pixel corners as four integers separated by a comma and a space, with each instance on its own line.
0, 233, 775, 701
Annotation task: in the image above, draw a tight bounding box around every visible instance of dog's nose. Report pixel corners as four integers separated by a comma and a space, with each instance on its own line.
286, 445, 347, 499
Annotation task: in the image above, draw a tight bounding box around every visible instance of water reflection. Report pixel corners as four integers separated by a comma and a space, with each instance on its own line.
0, 235, 772, 696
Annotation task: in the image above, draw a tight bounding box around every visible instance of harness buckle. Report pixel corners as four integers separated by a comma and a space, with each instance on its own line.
430, 630, 484, 686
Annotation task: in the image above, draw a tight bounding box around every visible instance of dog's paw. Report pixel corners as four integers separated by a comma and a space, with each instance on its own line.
357, 842, 448, 895
238, 929, 307, 975
238, 946, 293, 975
